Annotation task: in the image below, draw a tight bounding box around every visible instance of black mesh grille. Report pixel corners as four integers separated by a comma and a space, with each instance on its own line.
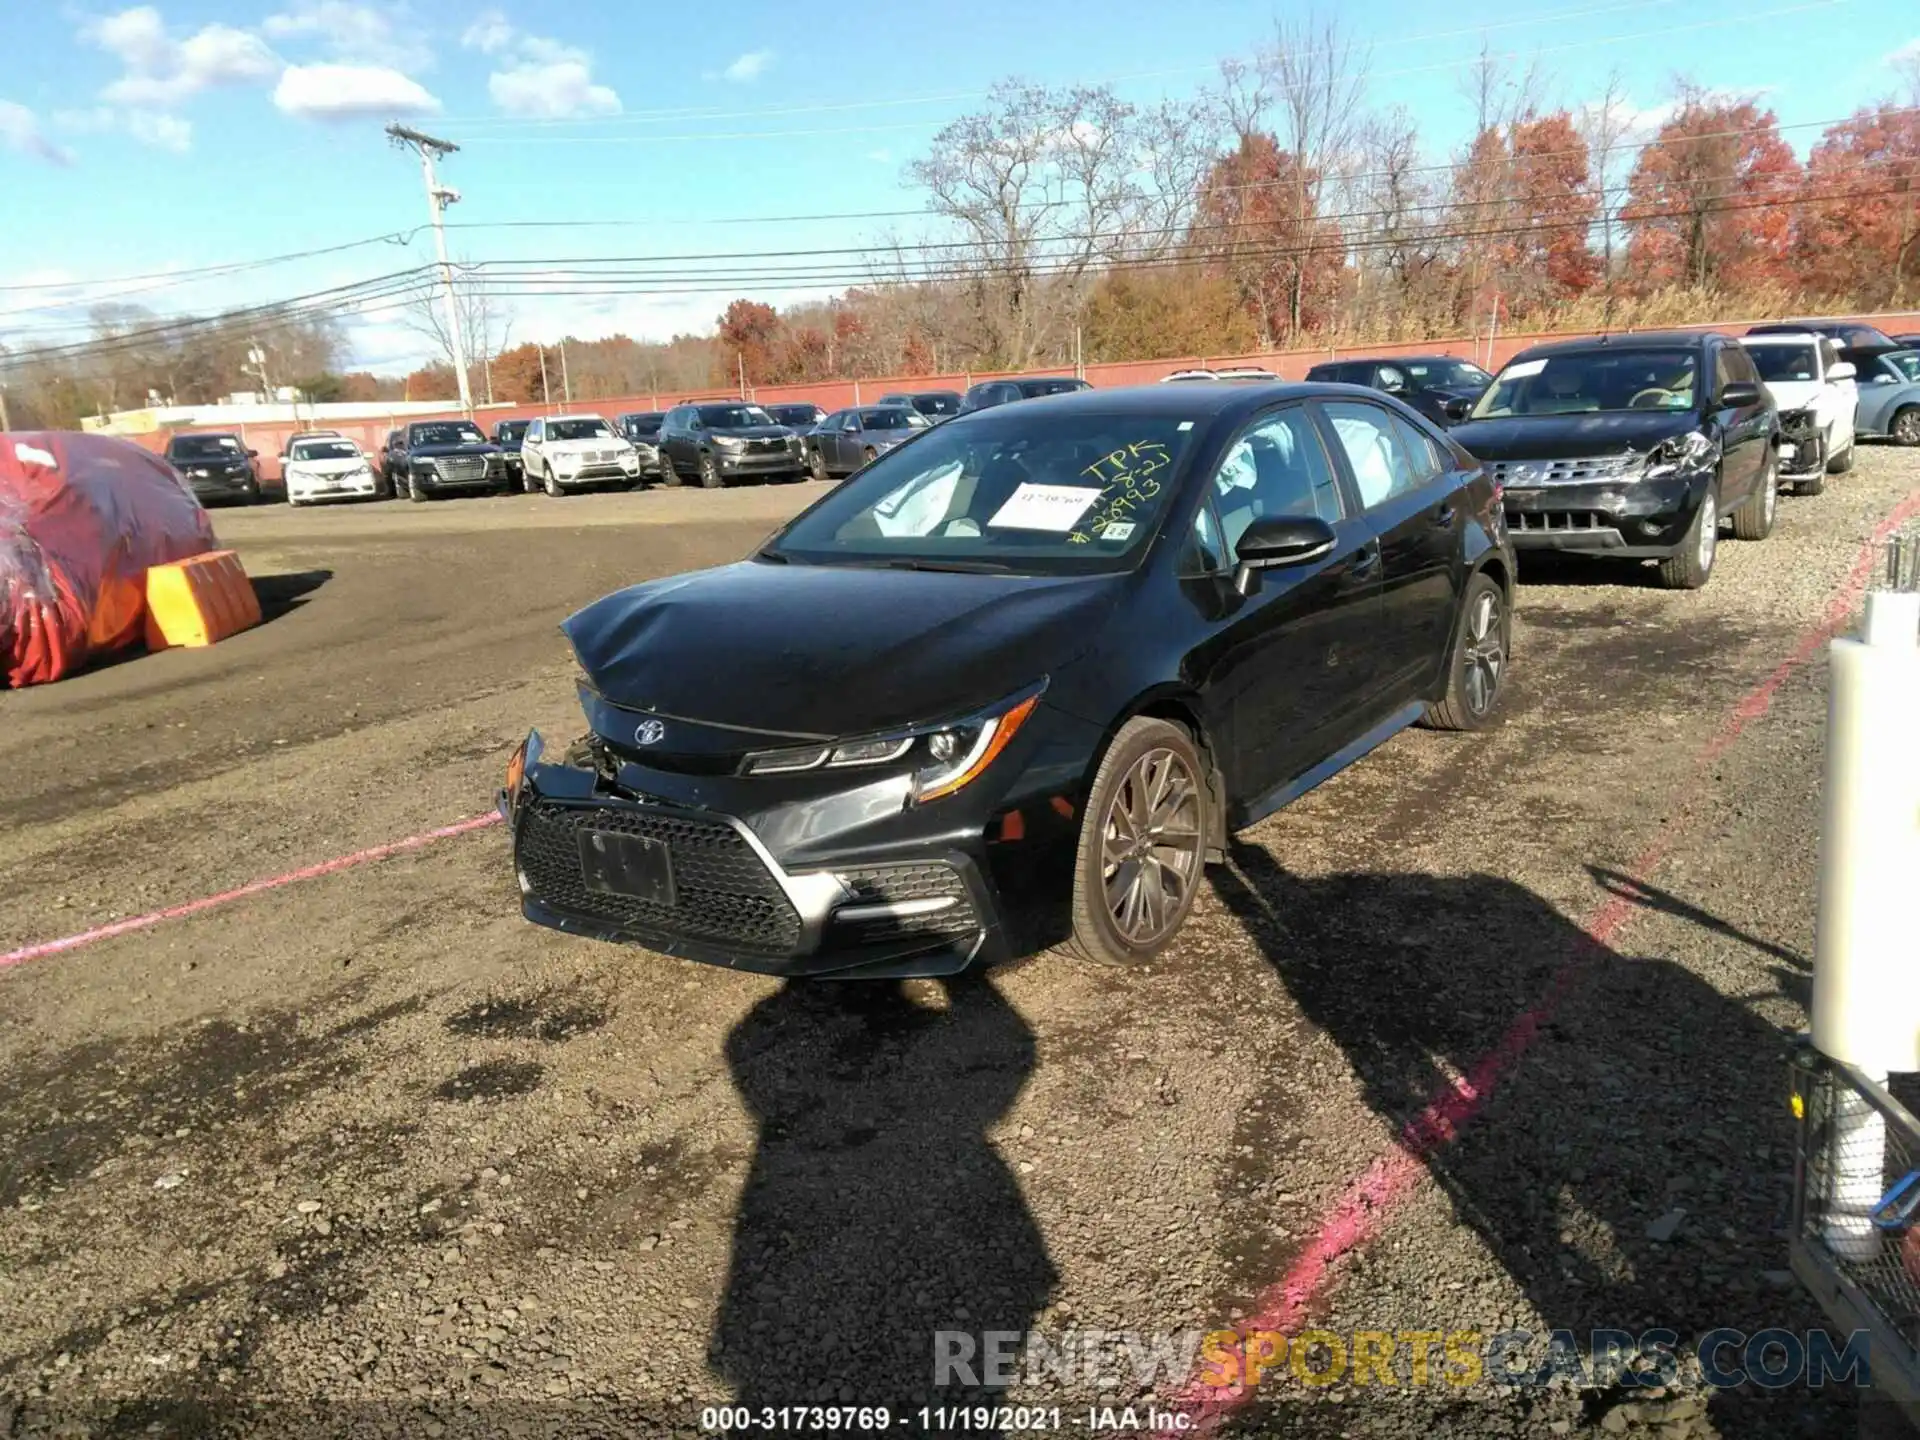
1505, 508, 1615, 534
517, 800, 801, 955
834, 863, 980, 942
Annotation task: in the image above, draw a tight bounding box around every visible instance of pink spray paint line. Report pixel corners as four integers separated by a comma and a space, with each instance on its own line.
1164, 488, 1920, 1432
0, 812, 503, 971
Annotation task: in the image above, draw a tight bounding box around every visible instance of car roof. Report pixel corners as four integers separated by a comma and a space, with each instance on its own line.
169, 430, 241, 439
1314, 354, 1475, 367
1739, 331, 1822, 345
962, 380, 1321, 423
1508, 329, 1722, 362
547, 412, 609, 422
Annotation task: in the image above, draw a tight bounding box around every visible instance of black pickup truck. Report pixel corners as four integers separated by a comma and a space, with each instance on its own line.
380, 420, 509, 501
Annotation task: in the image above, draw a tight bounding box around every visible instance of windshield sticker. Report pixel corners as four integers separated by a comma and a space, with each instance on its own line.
1177, 421, 1195, 431
1500, 358, 1547, 380
1100, 521, 1136, 542
988, 482, 1100, 531
1068, 440, 1172, 544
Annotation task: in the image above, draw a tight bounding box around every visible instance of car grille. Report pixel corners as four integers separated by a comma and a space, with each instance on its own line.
1488, 453, 1640, 487
1504, 509, 1615, 534
431, 455, 491, 483
834, 862, 980, 943
516, 799, 801, 956
748, 438, 786, 454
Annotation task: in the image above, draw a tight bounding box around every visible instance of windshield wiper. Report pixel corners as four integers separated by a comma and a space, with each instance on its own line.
754, 547, 791, 564
879, 557, 1014, 574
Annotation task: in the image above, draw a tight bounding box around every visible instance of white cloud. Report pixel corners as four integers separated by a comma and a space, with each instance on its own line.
0, 101, 73, 165
461, 17, 620, 119
83, 8, 281, 107
272, 63, 440, 120
263, 2, 430, 71
1887, 37, 1920, 66
718, 49, 773, 83
125, 110, 191, 151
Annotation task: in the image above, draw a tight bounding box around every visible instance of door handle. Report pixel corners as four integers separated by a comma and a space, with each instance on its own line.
1431, 504, 1456, 528
1351, 544, 1383, 578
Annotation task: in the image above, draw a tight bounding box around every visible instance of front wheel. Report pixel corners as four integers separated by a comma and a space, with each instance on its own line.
543, 464, 563, 498
808, 448, 828, 483
1657, 483, 1718, 589
698, 453, 724, 489
1731, 451, 1778, 541
1892, 406, 1920, 447
407, 471, 427, 503
1422, 570, 1509, 731
1061, 717, 1211, 968
861, 445, 877, 466
1827, 433, 1855, 474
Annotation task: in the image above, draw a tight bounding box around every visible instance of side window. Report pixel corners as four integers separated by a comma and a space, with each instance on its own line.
1183, 495, 1228, 575
1209, 406, 1343, 554
1389, 413, 1445, 483
1321, 401, 1417, 509
1725, 345, 1759, 386
1713, 347, 1735, 397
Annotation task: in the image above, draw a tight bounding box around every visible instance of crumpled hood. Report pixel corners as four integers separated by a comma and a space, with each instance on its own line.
1451, 409, 1702, 462
1761, 379, 1823, 412
563, 560, 1121, 738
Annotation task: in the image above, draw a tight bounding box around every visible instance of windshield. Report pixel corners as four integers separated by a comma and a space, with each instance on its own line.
1405, 360, 1491, 389
549, 418, 614, 441
1747, 345, 1819, 384
767, 411, 1197, 574
168, 435, 243, 460
621, 414, 664, 436
911, 394, 961, 416
863, 408, 928, 430
1023, 379, 1087, 396
291, 440, 359, 462
497, 421, 528, 440
697, 405, 773, 428
412, 423, 486, 446
1471, 349, 1699, 418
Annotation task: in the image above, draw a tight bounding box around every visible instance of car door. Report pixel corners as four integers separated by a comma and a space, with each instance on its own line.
1182, 402, 1387, 811
1712, 342, 1768, 501
832, 412, 862, 471
524, 418, 545, 476
1317, 399, 1460, 706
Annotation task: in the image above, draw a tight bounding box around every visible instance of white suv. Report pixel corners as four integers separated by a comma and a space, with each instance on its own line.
1741, 333, 1858, 493
519, 415, 643, 496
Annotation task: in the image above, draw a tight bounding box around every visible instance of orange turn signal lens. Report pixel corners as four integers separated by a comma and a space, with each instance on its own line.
915, 694, 1039, 804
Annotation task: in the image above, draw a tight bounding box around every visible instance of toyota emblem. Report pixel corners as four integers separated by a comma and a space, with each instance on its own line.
634, 718, 667, 746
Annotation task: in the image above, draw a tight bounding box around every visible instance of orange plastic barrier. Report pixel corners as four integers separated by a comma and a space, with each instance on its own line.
144, 549, 262, 650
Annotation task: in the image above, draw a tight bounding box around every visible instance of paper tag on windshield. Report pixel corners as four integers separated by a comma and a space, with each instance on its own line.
1500, 358, 1546, 380
1100, 521, 1136, 542
988, 483, 1098, 531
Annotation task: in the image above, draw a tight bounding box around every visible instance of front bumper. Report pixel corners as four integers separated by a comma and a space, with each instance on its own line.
499, 705, 1092, 978
1501, 472, 1709, 556
289, 474, 379, 503
1777, 413, 1826, 478
416, 459, 506, 492
715, 446, 804, 476
553, 462, 643, 487
187, 472, 256, 502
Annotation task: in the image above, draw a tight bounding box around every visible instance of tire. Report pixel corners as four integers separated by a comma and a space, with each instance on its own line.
1060, 716, 1211, 968
1893, 406, 1920, 447
808, 448, 829, 483
1731, 450, 1778, 541
543, 463, 563, 498
1422, 570, 1510, 732
698, 452, 724, 489
1827, 432, 1855, 474
1657, 481, 1719, 589
861, 445, 877, 466
660, 454, 684, 487
407, 471, 427, 503
1796, 466, 1826, 497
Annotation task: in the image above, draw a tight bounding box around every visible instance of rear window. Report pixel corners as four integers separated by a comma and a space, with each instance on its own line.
167, 435, 244, 460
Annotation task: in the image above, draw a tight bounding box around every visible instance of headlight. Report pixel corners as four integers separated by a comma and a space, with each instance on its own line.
741, 683, 1045, 803
1642, 430, 1719, 478
787, 435, 802, 450
715, 435, 746, 450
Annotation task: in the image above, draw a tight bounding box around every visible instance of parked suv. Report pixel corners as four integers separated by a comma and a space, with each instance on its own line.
1450, 330, 1778, 589
1747, 320, 1900, 372
957, 376, 1093, 413
491, 419, 529, 487
1304, 356, 1492, 428
655, 403, 805, 487
519, 414, 643, 495
164, 432, 261, 505
1739, 332, 1858, 492
381, 420, 508, 502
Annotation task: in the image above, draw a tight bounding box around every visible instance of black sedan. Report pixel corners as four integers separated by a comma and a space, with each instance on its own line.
1303, 355, 1492, 427
491, 419, 529, 485
1450, 330, 1778, 589
164, 432, 261, 505
502, 383, 1514, 978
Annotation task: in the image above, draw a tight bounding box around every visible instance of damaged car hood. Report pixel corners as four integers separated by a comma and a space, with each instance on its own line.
1452, 410, 1702, 462
564, 560, 1119, 738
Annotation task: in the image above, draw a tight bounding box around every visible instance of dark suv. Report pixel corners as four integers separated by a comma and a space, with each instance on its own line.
1449, 330, 1778, 589
957, 376, 1093, 413
1304, 356, 1492, 428
616, 412, 666, 479
381, 420, 508, 502
655, 402, 805, 487
491, 419, 530, 486
164, 432, 261, 505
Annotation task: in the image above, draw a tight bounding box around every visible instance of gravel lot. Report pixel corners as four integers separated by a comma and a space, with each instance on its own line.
2, 455, 1917, 1439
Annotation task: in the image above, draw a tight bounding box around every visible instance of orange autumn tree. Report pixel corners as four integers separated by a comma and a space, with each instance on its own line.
1621, 89, 1801, 293
1795, 104, 1920, 306
1452, 111, 1599, 324
1191, 132, 1345, 346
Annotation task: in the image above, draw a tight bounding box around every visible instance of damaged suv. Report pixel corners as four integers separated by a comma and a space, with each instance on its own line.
1450, 331, 1779, 589
1740, 332, 1858, 495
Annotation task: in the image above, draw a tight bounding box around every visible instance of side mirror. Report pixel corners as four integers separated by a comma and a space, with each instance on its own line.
1231, 515, 1338, 596
1442, 396, 1473, 423
1718, 380, 1762, 408
247, 448, 259, 458
1830, 362, 1857, 382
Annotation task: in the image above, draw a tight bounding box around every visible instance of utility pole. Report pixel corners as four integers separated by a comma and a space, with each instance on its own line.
537, 345, 551, 405
559, 339, 571, 410
246, 340, 273, 399
386, 123, 473, 416
737, 352, 747, 399
0, 385, 12, 432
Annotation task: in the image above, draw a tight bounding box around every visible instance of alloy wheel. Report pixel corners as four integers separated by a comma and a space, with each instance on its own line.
1896, 409, 1920, 446
1762, 465, 1778, 525
1461, 587, 1505, 717
1696, 491, 1718, 572
1101, 747, 1204, 947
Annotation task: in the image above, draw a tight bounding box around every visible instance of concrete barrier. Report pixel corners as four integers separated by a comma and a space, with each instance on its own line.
144, 549, 262, 651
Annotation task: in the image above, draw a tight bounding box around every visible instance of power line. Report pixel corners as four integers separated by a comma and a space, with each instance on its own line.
0, 231, 427, 297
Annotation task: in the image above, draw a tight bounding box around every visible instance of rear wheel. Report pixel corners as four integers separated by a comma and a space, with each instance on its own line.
660, 453, 684, 487
1657, 482, 1718, 589
698, 452, 724, 489
1422, 571, 1509, 731
1893, 406, 1920, 447
1731, 450, 1778, 541
1061, 717, 1210, 968
861, 445, 877, 466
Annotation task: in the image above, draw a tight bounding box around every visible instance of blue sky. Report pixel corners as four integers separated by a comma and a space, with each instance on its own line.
0, 0, 1912, 371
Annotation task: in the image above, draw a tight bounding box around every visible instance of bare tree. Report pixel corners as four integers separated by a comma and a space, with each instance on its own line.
1260, 12, 1370, 338
1579, 69, 1636, 326
402, 267, 514, 403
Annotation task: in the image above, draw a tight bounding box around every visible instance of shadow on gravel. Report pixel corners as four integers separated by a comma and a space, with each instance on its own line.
249, 568, 332, 623
1207, 843, 1837, 1439
712, 977, 1055, 1425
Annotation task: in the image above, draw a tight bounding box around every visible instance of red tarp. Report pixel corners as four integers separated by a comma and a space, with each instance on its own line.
1, 431, 217, 687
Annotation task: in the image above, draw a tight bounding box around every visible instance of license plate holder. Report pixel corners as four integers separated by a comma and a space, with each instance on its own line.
578, 828, 675, 907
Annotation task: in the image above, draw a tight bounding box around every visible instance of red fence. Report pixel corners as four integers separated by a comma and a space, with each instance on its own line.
130, 308, 1920, 482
